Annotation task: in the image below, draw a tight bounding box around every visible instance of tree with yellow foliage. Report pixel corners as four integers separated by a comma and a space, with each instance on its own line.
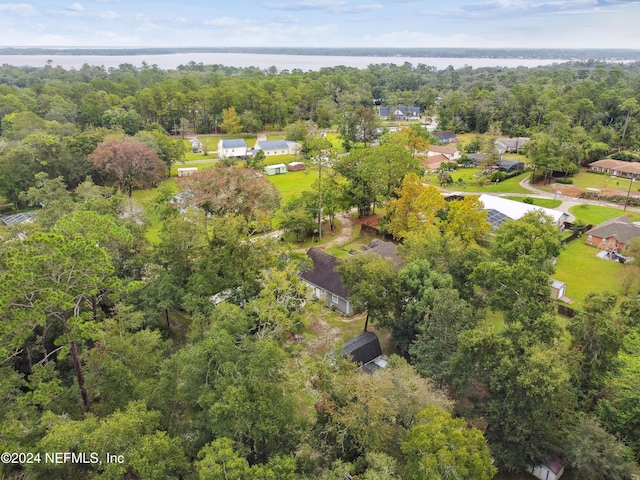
386, 173, 445, 239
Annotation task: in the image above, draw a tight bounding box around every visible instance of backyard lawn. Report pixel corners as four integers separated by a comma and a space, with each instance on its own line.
554, 240, 626, 307
267, 168, 319, 202
425, 168, 530, 194
568, 204, 640, 225
503, 196, 562, 209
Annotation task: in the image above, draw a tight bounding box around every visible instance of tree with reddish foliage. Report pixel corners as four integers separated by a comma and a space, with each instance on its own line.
88, 137, 167, 197
177, 164, 281, 230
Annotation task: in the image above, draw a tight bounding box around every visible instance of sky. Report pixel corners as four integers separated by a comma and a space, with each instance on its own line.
0, 0, 639, 50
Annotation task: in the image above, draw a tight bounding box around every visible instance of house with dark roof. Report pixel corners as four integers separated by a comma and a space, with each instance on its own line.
495, 137, 530, 155
433, 131, 458, 144
497, 159, 525, 173
379, 105, 420, 121
218, 138, 247, 158
585, 216, 640, 252
301, 248, 352, 315
342, 331, 387, 373
360, 239, 402, 268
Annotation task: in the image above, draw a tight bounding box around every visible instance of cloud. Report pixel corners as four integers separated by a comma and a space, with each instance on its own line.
66, 3, 84, 12
202, 16, 247, 28
264, 0, 346, 10
262, 0, 381, 12
0, 3, 37, 16
460, 0, 617, 16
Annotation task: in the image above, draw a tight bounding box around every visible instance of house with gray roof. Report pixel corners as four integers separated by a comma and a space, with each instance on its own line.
0, 211, 37, 227
255, 139, 302, 156
495, 137, 530, 155
301, 248, 352, 315
379, 105, 420, 121
585, 215, 640, 252
359, 239, 402, 268
433, 131, 458, 144
217, 138, 247, 158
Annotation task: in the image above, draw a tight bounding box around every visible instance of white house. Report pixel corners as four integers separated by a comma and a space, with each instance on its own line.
427, 145, 462, 161
218, 138, 247, 158
255, 139, 301, 156
478, 194, 568, 228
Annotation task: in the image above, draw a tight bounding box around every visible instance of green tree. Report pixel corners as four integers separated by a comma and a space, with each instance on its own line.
453, 324, 575, 471
240, 109, 263, 134
337, 252, 398, 332
33, 401, 189, 480
564, 416, 639, 480
409, 288, 476, 387
402, 405, 497, 480
102, 107, 142, 135
284, 119, 310, 142
301, 133, 334, 238
313, 357, 452, 462
569, 291, 626, 403
0, 232, 120, 411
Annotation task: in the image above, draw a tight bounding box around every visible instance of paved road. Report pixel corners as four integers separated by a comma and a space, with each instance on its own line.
440, 175, 640, 222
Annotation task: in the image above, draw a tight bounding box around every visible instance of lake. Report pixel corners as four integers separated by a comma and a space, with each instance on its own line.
0, 52, 570, 71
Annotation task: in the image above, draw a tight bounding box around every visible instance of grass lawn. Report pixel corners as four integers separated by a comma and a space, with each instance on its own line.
323, 225, 374, 259
267, 169, 319, 202
566, 169, 640, 193
568, 204, 640, 225
554, 240, 626, 307
503, 196, 562, 209
425, 168, 530, 194
130, 179, 177, 244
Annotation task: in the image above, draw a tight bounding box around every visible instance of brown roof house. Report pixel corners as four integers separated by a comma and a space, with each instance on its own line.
589, 159, 640, 179
301, 248, 352, 315
421, 153, 450, 172
427, 145, 462, 161
585, 216, 640, 252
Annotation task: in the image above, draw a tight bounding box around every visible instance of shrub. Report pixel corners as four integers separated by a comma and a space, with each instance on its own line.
556, 177, 573, 184
490, 171, 506, 183
522, 197, 534, 204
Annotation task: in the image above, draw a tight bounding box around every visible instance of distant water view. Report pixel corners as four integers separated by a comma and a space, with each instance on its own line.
0, 52, 574, 71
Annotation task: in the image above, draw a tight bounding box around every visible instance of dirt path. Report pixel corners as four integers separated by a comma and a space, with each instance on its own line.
314, 212, 355, 250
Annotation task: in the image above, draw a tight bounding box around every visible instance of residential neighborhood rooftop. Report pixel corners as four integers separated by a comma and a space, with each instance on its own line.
300, 248, 349, 300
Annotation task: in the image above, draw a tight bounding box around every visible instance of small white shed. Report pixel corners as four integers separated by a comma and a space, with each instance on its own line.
528, 458, 564, 480
264, 163, 287, 176
177, 167, 198, 177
